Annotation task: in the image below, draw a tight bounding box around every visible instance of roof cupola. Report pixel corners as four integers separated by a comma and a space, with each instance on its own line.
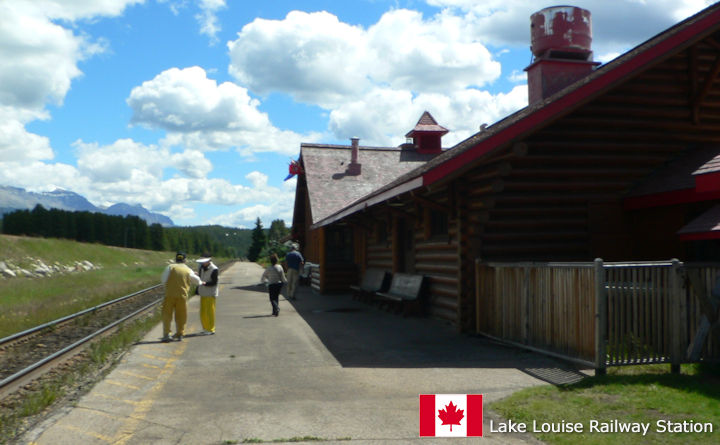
405, 111, 448, 154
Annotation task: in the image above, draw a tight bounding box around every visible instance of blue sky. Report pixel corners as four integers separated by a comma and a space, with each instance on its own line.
1, 0, 715, 228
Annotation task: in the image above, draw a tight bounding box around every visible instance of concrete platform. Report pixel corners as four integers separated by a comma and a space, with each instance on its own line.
20, 262, 586, 444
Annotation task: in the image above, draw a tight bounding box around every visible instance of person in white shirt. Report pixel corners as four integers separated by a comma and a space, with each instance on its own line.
196, 255, 219, 334
261, 254, 286, 316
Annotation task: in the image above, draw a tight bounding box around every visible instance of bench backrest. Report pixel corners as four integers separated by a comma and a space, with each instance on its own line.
360, 268, 391, 292
387, 273, 424, 300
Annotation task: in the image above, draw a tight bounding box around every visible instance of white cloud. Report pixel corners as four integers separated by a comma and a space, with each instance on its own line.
0, 0, 139, 192
128, 66, 269, 133
228, 9, 501, 106
328, 85, 528, 147
207, 201, 294, 229
366, 9, 500, 92
128, 66, 321, 156
228, 11, 368, 107
75, 139, 167, 183
171, 149, 213, 178
245, 171, 268, 188
196, 0, 226, 43
425, 0, 716, 55
0, 161, 85, 193
0, 4, 82, 112
14, 0, 145, 22
0, 117, 54, 162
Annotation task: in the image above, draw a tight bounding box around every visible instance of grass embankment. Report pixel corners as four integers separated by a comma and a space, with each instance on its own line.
0, 234, 233, 442
491, 363, 720, 445
0, 234, 177, 338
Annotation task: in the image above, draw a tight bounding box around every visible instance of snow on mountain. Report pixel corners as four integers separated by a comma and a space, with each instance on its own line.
0, 186, 174, 227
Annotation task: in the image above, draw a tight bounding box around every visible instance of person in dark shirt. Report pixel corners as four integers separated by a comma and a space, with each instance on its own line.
284, 243, 304, 300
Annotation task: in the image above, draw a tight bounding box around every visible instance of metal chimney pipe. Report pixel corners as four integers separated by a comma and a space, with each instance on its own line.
350, 137, 359, 164
348, 137, 361, 175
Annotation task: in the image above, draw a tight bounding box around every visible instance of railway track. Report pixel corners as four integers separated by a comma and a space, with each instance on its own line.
0, 284, 165, 400
0, 261, 234, 401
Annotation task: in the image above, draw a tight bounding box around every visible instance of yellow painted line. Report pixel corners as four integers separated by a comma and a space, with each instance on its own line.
119, 370, 155, 381
112, 325, 193, 445
76, 407, 128, 421
59, 424, 113, 442
91, 393, 144, 407
141, 363, 161, 370
141, 353, 173, 362
105, 380, 141, 390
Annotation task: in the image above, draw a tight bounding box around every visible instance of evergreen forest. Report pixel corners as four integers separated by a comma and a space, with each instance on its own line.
0, 205, 291, 259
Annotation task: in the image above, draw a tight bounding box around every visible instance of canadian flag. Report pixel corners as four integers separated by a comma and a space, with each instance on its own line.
419, 394, 483, 437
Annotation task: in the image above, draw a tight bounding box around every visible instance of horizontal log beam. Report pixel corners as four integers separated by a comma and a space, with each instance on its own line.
517, 154, 667, 165
485, 218, 586, 229
503, 180, 629, 192
415, 241, 459, 252
468, 180, 505, 196
428, 285, 458, 299
509, 167, 649, 179
411, 193, 450, 213
529, 140, 684, 152
466, 162, 512, 182
414, 252, 459, 262
415, 263, 459, 274
481, 242, 587, 255
490, 206, 587, 217
481, 231, 587, 242
467, 198, 496, 210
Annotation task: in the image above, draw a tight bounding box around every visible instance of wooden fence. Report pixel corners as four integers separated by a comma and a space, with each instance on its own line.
475, 259, 720, 372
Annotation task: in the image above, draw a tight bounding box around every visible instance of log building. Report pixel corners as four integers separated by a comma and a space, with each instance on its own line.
291, 4, 720, 332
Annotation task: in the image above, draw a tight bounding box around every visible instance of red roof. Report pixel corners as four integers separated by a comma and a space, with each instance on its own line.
405, 111, 449, 137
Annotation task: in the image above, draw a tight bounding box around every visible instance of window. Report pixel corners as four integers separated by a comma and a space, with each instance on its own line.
326, 226, 353, 262
376, 221, 388, 244
429, 209, 448, 237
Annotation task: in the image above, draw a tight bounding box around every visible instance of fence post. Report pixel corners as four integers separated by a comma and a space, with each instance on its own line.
475, 258, 481, 334
522, 266, 530, 344
594, 258, 607, 376
670, 259, 683, 374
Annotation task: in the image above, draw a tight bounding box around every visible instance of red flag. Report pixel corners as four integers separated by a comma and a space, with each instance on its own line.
419, 394, 483, 437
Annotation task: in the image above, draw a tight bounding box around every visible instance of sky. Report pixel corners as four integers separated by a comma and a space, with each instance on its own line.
1, 0, 716, 228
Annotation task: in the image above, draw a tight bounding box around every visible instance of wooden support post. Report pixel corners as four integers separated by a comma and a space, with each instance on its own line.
476, 258, 480, 334
669, 259, 683, 374
594, 258, 607, 376
522, 266, 530, 344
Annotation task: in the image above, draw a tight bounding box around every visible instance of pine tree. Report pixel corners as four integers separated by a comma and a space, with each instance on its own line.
247, 217, 266, 262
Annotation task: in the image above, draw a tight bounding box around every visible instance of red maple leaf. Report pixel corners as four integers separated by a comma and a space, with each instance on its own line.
438, 401, 464, 432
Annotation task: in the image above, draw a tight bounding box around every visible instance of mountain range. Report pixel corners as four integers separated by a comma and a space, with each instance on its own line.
0, 186, 174, 227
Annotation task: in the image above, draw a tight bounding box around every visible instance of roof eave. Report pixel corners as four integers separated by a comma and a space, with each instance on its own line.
310, 176, 423, 229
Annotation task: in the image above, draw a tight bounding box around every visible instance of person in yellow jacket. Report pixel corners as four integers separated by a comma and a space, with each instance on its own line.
196, 254, 219, 334
160, 252, 203, 342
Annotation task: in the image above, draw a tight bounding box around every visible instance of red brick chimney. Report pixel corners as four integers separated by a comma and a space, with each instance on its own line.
524, 6, 600, 104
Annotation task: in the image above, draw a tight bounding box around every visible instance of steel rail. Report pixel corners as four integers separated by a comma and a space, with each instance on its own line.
0, 284, 161, 347
0, 295, 163, 398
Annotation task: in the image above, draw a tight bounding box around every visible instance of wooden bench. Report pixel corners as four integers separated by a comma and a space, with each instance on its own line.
374, 273, 425, 315
350, 268, 391, 302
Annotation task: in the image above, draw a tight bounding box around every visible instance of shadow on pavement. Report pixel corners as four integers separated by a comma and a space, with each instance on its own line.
286, 284, 589, 384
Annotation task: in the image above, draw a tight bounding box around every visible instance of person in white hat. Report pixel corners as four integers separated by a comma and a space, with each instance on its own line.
196, 253, 219, 334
